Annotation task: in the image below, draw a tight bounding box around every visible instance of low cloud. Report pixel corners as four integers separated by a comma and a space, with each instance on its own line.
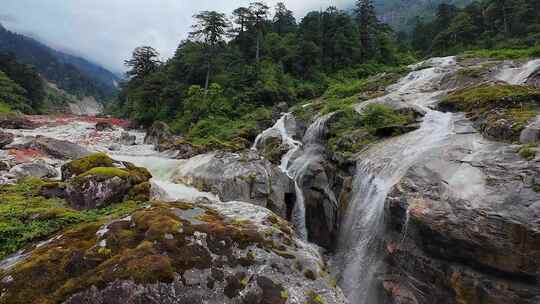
2, 0, 353, 73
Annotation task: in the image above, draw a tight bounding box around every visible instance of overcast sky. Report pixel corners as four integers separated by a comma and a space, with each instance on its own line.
2, 0, 353, 74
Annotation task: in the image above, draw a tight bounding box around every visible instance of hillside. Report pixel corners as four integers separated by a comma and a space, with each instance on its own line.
0, 23, 119, 103
374, 0, 473, 31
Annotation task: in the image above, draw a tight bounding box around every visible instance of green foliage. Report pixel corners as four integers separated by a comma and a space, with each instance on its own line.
116, 2, 410, 149
519, 145, 537, 160
0, 100, 12, 113
0, 178, 144, 260
409, 0, 540, 57
361, 103, 411, 131
0, 70, 31, 113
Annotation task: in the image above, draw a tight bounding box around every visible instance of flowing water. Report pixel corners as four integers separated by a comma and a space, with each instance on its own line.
496, 59, 540, 85
4, 119, 215, 203
332, 57, 458, 304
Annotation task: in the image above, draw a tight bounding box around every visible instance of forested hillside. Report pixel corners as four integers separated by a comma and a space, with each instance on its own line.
0, 23, 118, 102
409, 0, 540, 55
113, 1, 414, 149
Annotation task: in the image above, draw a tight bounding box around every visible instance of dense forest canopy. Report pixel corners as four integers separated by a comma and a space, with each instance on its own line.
408, 0, 540, 55
113, 0, 414, 148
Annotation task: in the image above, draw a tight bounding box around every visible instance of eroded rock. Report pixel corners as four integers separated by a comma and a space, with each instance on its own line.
0, 132, 14, 148
0, 202, 347, 304
9, 161, 58, 179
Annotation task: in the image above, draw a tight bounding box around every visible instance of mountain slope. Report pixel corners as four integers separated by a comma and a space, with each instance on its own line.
0, 23, 119, 102
374, 0, 473, 31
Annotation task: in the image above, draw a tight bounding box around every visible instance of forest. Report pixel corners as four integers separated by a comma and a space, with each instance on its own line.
113, 0, 540, 150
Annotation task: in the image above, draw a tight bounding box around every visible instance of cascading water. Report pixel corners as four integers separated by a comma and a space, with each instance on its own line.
495, 59, 540, 85
252, 112, 335, 240
332, 57, 458, 304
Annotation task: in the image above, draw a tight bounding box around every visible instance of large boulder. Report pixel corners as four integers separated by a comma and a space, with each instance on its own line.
116, 131, 136, 146
0, 132, 14, 148
95, 121, 114, 131
0, 114, 37, 129
520, 116, 540, 144
144, 121, 174, 147
63, 154, 152, 209
382, 135, 540, 304
172, 151, 293, 219
10, 136, 91, 160
0, 201, 347, 304
9, 161, 58, 179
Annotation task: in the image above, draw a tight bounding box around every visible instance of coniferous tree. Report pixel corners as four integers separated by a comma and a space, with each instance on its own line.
124, 46, 161, 79
249, 2, 270, 63
273, 2, 296, 35
189, 11, 230, 91
355, 0, 378, 61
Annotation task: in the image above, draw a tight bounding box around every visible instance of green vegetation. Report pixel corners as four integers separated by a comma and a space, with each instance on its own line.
0, 178, 144, 260
112, 1, 415, 149
61, 152, 115, 179
0, 100, 12, 113
519, 144, 538, 160
440, 84, 540, 141
408, 0, 540, 57
440, 84, 540, 112
327, 104, 417, 157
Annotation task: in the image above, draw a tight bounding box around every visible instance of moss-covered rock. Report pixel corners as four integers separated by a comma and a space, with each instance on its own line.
63, 155, 152, 210
0, 201, 347, 304
439, 84, 540, 141
61, 153, 115, 180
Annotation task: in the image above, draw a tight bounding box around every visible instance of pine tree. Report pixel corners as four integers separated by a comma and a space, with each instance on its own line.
189, 11, 230, 91
124, 46, 161, 79
355, 0, 378, 61
273, 2, 296, 35
249, 2, 270, 63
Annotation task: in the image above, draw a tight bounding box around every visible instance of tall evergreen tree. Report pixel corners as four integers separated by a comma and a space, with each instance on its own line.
249, 2, 270, 63
355, 0, 378, 61
189, 11, 230, 91
273, 2, 296, 35
124, 46, 161, 79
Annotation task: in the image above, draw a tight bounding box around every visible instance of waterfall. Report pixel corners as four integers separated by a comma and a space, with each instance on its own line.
495, 59, 540, 85
252, 112, 334, 240
332, 57, 458, 304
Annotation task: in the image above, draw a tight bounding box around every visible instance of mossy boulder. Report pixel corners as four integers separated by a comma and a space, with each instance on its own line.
63, 154, 152, 210
0, 201, 347, 304
61, 153, 115, 180
439, 84, 540, 141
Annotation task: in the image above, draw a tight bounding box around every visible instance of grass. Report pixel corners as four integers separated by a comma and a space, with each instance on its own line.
460, 44, 540, 60
440, 84, 540, 112
0, 100, 11, 113
0, 178, 145, 260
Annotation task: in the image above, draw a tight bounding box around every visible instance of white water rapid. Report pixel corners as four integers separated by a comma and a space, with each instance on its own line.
4, 118, 216, 203
495, 58, 540, 84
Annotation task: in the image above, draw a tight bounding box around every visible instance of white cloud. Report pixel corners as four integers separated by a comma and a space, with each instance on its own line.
2, 0, 353, 73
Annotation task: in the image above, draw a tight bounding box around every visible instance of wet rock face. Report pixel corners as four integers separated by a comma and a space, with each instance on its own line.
116, 132, 136, 146
95, 121, 114, 131
0, 132, 14, 148
62, 154, 152, 209
9, 161, 58, 179
10, 135, 91, 160
382, 139, 540, 304
0, 202, 347, 304
172, 152, 293, 219
144, 121, 174, 147
0, 114, 37, 129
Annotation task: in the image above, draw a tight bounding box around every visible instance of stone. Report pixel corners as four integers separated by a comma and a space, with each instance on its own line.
108, 143, 121, 151
0, 114, 37, 129
0, 132, 14, 148
144, 121, 173, 147
95, 121, 114, 131
117, 132, 136, 146
172, 151, 293, 218
10, 136, 91, 160
0, 202, 347, 304
520, 116, 540, 144
9, 161, 58, 179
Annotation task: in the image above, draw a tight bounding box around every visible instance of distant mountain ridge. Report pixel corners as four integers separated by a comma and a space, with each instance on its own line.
0, 23, 119, 102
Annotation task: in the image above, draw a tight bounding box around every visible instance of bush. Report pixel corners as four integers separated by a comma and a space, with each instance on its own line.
361, 104, 410, 130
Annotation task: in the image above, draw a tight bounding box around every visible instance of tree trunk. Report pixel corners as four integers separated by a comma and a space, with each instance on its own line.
256, 30, 261, 63
205, 62, 211, 92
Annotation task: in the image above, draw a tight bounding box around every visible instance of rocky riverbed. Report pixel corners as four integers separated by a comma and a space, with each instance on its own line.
1, 56, 540, 304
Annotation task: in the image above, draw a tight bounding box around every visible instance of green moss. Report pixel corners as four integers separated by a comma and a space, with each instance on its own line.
62, 153, 114, 179
0, 100, 12, 113
441, 84, 540, 112
0, 178, 144, 260
519, 145, 538, 160
305, 290, 325, 304
1, 202, 303, 303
